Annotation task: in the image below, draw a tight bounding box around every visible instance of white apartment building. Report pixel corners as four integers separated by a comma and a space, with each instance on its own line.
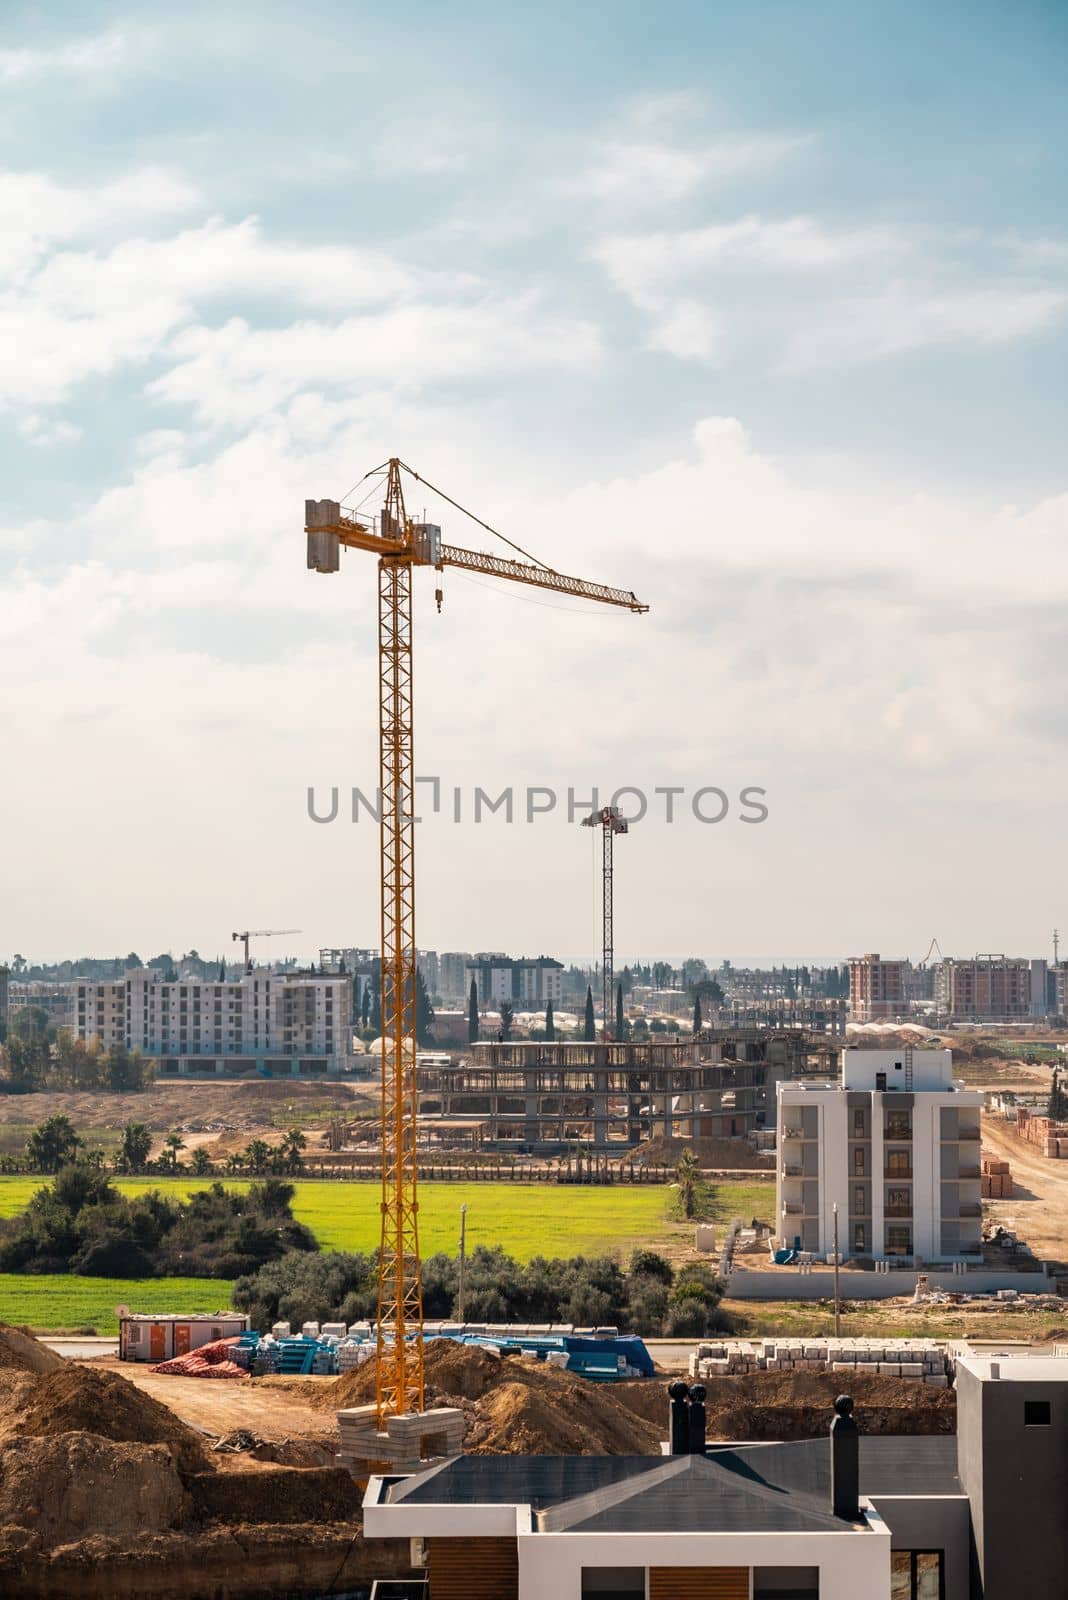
465, 954, 564, 1007
74, 968, 353, 1075
776, 1048, 984, 1264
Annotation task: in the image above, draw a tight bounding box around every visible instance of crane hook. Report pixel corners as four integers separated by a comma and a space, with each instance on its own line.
435, 587, 444, 614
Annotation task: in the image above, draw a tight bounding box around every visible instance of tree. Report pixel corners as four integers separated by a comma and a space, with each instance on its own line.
243, 1139, 272, 1176
26, 1114, 82, 1174
191, 1147, 213, 1176
681, 958, 710, 990
2, 1031, 50, 1093
281, 1127, 307, 1174
499, 999, 515, 1041
468, 979, 479, 1045
125, 952, 143, 969
616, 983, 626, 1040
415, 968, 436, 1047
693, 995, 703, 1035
652, 961, 674, 990
544, 999, 555, 1042
162, 1132, 185, 1171
119, 1123, 152, 1173
369, 969, 382, 1034
583, 986, 596, 1043
361, 983, 371, 1030
676, 1148, 700, 1220
1050, 1070, 1067, 1123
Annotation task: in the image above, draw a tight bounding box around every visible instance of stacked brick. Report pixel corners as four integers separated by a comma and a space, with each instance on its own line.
1015, 1107, 1068, 1158
981, 1150, 1013, 1197
689, 1337, 949, 1387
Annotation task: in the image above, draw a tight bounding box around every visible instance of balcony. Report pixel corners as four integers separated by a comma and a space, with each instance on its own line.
781, 1125, 804, 1140
885, 1204, 913, 1219
958, 1165, 981, 1179
884, 1166, 913, 1180
959, 1202, 982, 1218
958, 1127, 981, 1141
782, 1201, 803, 1215
781, 1163, 803, 1178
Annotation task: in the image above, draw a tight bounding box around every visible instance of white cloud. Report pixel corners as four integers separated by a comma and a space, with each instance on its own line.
0, 27, 149, 86
572, 134, 806, 207
0, 167, 200, 279
17, 414, 82, 447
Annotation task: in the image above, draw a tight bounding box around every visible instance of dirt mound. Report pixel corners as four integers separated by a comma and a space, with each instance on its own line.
188, 1465, 360, 1526
12, 1366, 214, 1477
329, 1340, 661, 1456
674, 1370, 956, 1442
0, 1324, 65, 1375
0, 1432, 187, 1549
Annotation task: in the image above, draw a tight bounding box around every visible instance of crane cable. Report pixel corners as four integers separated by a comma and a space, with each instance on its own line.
398, 459, 557, 574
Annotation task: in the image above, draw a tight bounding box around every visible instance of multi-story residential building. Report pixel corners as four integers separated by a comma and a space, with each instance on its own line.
464, 954, 564, 1007
935, 955, 1031, 1021
438, 952, 473, 1002
776, 1048, 984, 1263
848, 954, 908, 1020
8, 979, 76, 1028
416, 949, 439, 995
74, 968, 353, 1075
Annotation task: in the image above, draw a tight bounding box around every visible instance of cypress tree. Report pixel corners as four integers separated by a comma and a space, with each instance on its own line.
468, 979, 479, 1045
415, 968, 435, 1047
545, 999, 555, 1041
360, 982, 370, 1029
584, 985, 596, 1042
370, 970, 382, 1034
693, 995, 703, 1035
616, 983, 625, 1040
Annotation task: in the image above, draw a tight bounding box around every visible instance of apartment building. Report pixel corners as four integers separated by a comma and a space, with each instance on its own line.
438, 952, 473, 1002
935, 955, 1032, 1020
364, 1357, 1068, 1600
847, 954, 908, 1021
74, 968, 353, 1075
776, 1048, 984, 1264
9, 979, 76, 1028
465, 954, 564, 1006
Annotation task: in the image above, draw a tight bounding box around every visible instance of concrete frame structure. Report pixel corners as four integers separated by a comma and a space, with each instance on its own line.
934, 955, 1032, 1021
73, 967, 353, 1075
417, 1032, 837, 1154
776, 1048, 984, 1264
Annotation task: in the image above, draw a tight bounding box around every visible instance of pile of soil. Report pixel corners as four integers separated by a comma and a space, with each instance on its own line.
0, 1433, 187, 1548
0, 1325, 65, 1376
610, 1369, 956, 1443
9, 1365, 215, 1476
329, 1340, 663, 1456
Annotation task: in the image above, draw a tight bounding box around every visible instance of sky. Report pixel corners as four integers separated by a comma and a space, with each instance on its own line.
2, 2, 1067, 968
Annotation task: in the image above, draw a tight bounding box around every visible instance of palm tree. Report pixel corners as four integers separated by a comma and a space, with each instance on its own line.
281, 1127, 307, 1174
676, 1148, 700, 1220
191, 1146, 213, 1176
225, 1151, 246, 1176
243, 1139, 271, 1176
162, 1132, 185, 1172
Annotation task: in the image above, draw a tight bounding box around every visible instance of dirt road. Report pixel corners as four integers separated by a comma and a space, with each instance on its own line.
981, 1113, 1068, 1261
91, 1359, 338, 1451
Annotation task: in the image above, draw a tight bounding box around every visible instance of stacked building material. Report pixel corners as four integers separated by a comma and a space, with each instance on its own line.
1015, 1107, 1068, 1157
981, 1150, 1013, 1197
337, 1403, 466, 1478
689, 1337, 950, 1386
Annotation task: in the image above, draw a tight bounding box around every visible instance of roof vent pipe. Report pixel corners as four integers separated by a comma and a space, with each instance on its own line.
990, 1362, 1000, 1380
831, 1394, 860, 1521
687, 1384, 707, 1456
668, 1380, 690, 1455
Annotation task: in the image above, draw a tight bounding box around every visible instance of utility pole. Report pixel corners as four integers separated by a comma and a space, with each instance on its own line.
832, 1203, 841, 1337
457, 1203, 467, 1321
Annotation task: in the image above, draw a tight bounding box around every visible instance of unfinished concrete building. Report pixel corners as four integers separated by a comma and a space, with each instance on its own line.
416, 1031, 836, 1154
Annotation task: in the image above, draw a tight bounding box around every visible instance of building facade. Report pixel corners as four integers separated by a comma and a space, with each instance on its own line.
776, 1048, 984, 1263
73, 967, 353, 1075
438, 952, 473, 1002
464, 954, 564, 1007
934, 955, 1031, 1021
848, 955, 908, 1021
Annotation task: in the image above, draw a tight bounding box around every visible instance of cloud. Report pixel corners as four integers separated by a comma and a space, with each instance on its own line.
0, 167, 200, 279
17, 414, 82, 448
0, 27, 150, 87
569, 135, 805, 206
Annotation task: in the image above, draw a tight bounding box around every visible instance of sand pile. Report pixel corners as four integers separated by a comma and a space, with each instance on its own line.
629, 1134, 772, 1171
0, 1434, 187, 1549
330, 1340, 663, 1456
0, 1324, 65, 1376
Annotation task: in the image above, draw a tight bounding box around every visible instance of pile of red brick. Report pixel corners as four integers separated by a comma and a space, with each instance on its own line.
1015, 1106, 1068, 1158
151, 1337, 245, 1379
981, 1150, 1013, 1198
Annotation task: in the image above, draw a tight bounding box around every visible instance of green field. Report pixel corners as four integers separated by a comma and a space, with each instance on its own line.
0, 1175, 775, 1331
0, 1274, 235, 1335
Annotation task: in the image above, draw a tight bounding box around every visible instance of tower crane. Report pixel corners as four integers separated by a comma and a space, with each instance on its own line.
231, 929, 301, 971
581, 805, 629, 1039
306, 458, 647, 1422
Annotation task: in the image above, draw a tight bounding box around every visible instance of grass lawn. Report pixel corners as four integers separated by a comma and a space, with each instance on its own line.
725, 1297, 1068, 1343
0, 1273, 235, 1335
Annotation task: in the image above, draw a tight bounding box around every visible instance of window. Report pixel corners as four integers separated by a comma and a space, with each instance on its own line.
853, 1223, 867, 1251
754, 1570, 819, 1599
580, 1569, 644, 1598
1025, 1399, 1051, 1426
887, 1148, 911, 1174
853, 1185, 866, 1212
891, 1550, 943, 1600
853, 1148, 865, 1175
853, 1108, 866, 1137
886, 1224, 912, 1255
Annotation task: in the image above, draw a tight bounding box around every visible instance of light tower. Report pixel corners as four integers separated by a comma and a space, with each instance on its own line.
582, 804, 629, 1039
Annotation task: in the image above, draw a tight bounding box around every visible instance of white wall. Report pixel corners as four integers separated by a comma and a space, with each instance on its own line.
840, 1049, 953, 1092
516, 1521, 892, 1600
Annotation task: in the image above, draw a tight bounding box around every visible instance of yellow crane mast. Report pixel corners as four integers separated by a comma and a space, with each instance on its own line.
306, 457, 647, 1422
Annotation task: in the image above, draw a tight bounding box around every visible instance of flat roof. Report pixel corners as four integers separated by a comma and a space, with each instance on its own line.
957, 1355, 1068, 1382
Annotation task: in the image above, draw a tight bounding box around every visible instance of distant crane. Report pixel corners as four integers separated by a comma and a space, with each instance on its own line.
231, 929, 301, 972
306, 458, 646, 1421
582, 804, 629, 1040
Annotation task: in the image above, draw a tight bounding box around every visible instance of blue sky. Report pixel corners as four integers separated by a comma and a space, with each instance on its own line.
3, 3, 1067, 965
